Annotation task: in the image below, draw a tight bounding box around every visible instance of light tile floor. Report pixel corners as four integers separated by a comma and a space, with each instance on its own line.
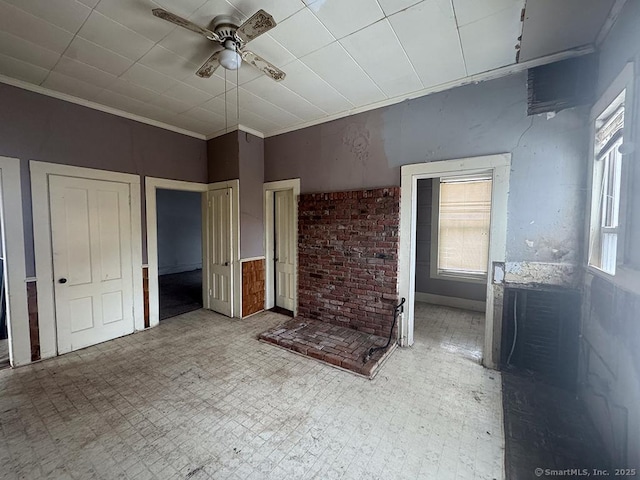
0, 304, 503, 480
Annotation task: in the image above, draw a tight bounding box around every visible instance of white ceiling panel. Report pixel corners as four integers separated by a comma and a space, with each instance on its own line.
138, 45, 198, 81
1, 0, 92, 34
163, 82, 214, 109
42, 71, 104, 100
95, 89, 149, 114
458, 2, 523, 74
78, 11, 155, 61
269, 8, 335, 59
183, 107, 225, 126
301, 41, 385, 106
377, 0, 422, 16
241, 34, 296, 71
183, 73, 227, 97
242, 75, 326, 122
238, 89, 302, 126
150, 94, 193, 114
120, 63, 178, 94
389, 0, 466, 87
109, 78, 158, 103
453, 0, 521, 26
0, 1, 74, 54
0, 52, 49, 84
54, 56, 118, 89
0, 0, 612, 137
95, 0, 177, 43
340, 18, 422, 98
307, 0, 385, 40
0, 31, 61, 71
280, 60, 353, 114
65, 37, 134, 76
225, 0, 304, 23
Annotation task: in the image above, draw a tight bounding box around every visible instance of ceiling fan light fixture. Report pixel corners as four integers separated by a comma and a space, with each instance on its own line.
219, 48, 242, 70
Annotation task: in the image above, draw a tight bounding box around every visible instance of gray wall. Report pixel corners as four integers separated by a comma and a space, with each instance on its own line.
238, 132, 264, 259
265, 72, 589, 271
156, 189, 202, 275
415, 178, 485, 302
579, 0, 640, 468
0, 83, 208, 275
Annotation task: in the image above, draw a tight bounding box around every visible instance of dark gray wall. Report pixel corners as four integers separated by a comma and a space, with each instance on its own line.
0, 83, 207, 275
238, 132, 264, 259
415, 178, 485, 301
265, 72, 589, 268
207, 131, 239, 183
579, 0, 640, 467
156, 189, 202, 275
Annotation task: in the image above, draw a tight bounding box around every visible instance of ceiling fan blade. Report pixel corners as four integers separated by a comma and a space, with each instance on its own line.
240, 49, 286, 81
152, 8, 220, 42
235, 9, 276, 43
196, 51, 222, 78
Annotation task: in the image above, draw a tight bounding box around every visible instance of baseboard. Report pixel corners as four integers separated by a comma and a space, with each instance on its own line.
158, 264, 203, 276
415, 292, 486, 312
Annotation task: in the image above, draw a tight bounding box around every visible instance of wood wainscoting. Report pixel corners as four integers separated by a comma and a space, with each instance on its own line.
242, 259, 265, 318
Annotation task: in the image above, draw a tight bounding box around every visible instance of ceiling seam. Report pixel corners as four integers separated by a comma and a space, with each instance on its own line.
384, 17, 425, 89
450, 0, 469, 77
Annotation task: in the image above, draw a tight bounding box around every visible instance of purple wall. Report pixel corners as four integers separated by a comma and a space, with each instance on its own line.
238, 132, 264, 259
0, 83, 207, 274
207, 131, 240, 183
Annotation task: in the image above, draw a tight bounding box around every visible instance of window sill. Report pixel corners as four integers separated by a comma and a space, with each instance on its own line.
431, 271, 487, 285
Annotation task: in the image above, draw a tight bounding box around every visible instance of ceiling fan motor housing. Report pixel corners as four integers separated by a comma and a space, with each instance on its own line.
210, 15, 241, 43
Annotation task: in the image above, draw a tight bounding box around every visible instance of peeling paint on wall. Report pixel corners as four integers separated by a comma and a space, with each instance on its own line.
504, 261, 581, 287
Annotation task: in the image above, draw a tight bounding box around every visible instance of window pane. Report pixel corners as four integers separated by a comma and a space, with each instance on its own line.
438, 179, 492, 275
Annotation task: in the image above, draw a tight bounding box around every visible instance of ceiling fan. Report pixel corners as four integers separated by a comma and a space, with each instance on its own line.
152, 8, 286, 81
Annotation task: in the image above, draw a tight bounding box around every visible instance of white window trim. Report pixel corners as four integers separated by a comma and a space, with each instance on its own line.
586, 62, 635, 280
429, 176, 491, 284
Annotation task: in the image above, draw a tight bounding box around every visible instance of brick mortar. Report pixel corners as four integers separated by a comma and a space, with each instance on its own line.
298, 187, 400, 337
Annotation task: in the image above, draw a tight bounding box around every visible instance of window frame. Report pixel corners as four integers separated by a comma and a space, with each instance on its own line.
430, 172, 493, 284
587, 62, 635, 279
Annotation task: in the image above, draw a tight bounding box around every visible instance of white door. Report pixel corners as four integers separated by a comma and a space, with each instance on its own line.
49, 175, 134, 353
274, 189, 295, 312
207, 188, 232, 317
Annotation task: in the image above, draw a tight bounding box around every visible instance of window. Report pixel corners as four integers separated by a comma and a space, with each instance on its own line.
431, 174, 492, 281
588, 90, 625, 275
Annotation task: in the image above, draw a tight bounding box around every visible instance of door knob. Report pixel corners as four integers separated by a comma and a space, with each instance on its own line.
58, 278, 67, 284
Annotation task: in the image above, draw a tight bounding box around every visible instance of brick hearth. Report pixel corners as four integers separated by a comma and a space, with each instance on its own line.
259, 318, 396, 378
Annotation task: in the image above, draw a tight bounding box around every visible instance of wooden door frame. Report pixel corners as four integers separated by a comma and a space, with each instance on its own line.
398, 154, 511, 369
145, 177, 207, 327
264, 179, 300, 315
145, 178, 241, 323
31, 161, 143, 359
0, 157, 30, 366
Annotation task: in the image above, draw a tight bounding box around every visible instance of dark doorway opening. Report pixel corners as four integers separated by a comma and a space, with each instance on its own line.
156, 189, 203, 320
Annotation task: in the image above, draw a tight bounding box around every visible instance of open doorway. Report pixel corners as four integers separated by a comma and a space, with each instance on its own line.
156, 189, 203, 320
398, 154, 510, 369
413, 174, 492, 362
264, 179, 300, 316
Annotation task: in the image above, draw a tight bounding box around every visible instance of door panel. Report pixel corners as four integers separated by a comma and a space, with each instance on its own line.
207, 188, 232, 317
50, 175, 134, 353
275, 189, 295, 311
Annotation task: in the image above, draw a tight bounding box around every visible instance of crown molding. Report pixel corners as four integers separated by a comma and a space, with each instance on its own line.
263, 44, 595, 138
0, 74, 207, 140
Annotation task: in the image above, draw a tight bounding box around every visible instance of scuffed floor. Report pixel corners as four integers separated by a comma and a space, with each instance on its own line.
0, 304, 503, 479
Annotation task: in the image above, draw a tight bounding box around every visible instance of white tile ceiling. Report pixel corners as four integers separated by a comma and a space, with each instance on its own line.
0, 0, 613, 138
